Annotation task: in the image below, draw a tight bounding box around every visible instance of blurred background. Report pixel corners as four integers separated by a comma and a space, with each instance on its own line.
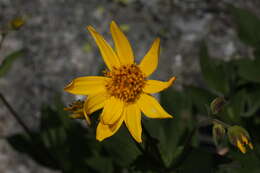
0, 0, 260, 173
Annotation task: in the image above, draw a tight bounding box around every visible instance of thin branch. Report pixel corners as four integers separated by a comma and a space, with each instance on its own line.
212, 118, 230, 128
0, 92, 32, 136
0, 92, 65, 171
0, 33, 7, 50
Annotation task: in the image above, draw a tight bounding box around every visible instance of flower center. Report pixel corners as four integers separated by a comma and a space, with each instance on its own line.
104, 64, 146, 103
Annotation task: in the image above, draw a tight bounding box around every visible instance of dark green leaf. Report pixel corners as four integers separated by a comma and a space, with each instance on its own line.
243, 87, 260, 117
178, 148, 215, 173
7, 134, 59, 169
0, 49, 25, 77
86, 154, 114, 173
218, 151, 260, 173
199, 42, 230, 94
186, 86, 215, 114
229, 5, 260, 47
102, 126, 141, 167
234, 58, 260, 83
143, 89, 193, 167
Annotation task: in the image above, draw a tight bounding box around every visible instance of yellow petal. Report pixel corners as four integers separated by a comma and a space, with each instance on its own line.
241, 135, 249, 144
237, 140, 246, 154
96, 116, 124, 141
83, 111, 91, 125
249, 142, 254, 150
64, 76, 107, 95
87, 26, 121, 70
124, 104, 142, 143
139, 38, 160, 77
110, 21, 134, 65
143, 77, 176, 94
137, 94, 173, 119
101, 97, 124, 125
84, 92, 108, 115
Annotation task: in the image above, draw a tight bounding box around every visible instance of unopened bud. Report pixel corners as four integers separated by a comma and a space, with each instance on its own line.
10, 17, 25, 30
212, 122, 226, 145
210, 97, 226, 115
227, 125, 253, 154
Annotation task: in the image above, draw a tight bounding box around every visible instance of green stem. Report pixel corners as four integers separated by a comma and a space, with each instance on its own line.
167, 126, 196, 171
141, 122, 166, 170
167, 118, 225, 171
212, 118, 230, 128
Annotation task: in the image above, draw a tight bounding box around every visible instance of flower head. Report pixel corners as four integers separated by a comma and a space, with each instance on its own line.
227, 125, 253, 154
64, 21, 176, 142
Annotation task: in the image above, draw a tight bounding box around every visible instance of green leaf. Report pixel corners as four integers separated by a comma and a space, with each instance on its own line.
199, 42, 230, 94
234, 58, 260, 83
229, 5, 260, 47
186, 86, 215, 114
7, 134, 59, 169
243, 86, 260, 117
143, 89, 193, 167
218, 151, 260, 173
228, 89, 247, 119
178, 148, 215, 173
102, 126, 141, 167
0, 49, 25, 77
86, 154, 114, 173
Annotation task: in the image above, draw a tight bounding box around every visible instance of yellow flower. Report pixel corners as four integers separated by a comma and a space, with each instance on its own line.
64, 21, 176, 142
227, 125, 253, 154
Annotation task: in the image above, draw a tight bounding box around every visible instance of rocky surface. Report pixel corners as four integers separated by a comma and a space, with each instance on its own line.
0, 0, 260, 172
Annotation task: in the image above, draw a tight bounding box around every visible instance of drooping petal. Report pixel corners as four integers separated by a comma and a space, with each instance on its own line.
84, 92, 108, 115
139, 38, 160, 77
137, 94, 173, 119
87, 26, 120, 70
110, 21, 134, 65
237, 140, 246, 154
96, 115, 124, 141
101, 97, 124, 125
124, 104, 142, 143
143, 77, 176, 94
64, 76, 108, 95
83, 110, 91, 125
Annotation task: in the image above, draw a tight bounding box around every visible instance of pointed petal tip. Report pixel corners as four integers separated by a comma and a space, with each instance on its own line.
155, 37, 160, 43
168, 114, 174, 118
86, 25, 94, 32
64, 81, 73, 92
170, 76, 177, 83
136, 138, 142, 143
160, 114, 173, 119
110, 20, 117, 27
96, 137, 104, 142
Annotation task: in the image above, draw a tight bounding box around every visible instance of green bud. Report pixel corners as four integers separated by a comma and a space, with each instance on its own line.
212, 122, 226, 145
210, 97, 226, 115
227, 125, 253, 154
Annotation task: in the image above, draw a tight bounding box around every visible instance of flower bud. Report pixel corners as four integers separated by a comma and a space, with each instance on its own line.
227, 125, 253, 154
210, 97, 226, 115
64, 100, 91, 125
212, 122, 226, 145
10, 17, 25, 30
